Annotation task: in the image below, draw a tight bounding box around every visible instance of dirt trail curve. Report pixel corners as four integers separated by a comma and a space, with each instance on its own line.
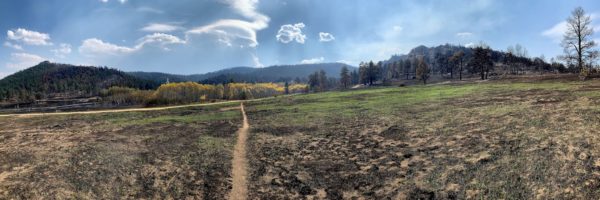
0, 101, 244, 118
229, 103, 249, 200
0, 96, 286, 118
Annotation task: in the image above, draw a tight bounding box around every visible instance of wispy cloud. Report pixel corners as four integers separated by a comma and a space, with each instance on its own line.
336, 60, 355, 65
186, 0, 270, 47
3, 41, 23, 50
7, 28, 52, 46
542, 21, 567, 43
252, 54, 264, 67
319, 32, 335, 42
542, 12, 600, 43
79, 33, 186, 56
393, 26, 403, 32
300, 57, 324, 64
6, 53, 46, 69
456, 32, 473, 37
136, 33, 186, 47
276, 23, 306, 44
79, 38, 136, 55
141, 23, 182, 32
99, 0, 127, 4
51, 43, 72, 58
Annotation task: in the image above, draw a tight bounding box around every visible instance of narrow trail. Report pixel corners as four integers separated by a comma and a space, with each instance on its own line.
229, 103, 249, 200
0, 101, 242, 118
0, 94, 299, 118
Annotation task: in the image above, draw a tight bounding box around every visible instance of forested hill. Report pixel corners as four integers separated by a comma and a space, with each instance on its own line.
384, 44, 524, 65
0, 61, 159, 102
128, 63, 356, 84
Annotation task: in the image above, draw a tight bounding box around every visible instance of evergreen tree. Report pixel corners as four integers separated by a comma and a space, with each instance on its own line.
340, 66, 351, 89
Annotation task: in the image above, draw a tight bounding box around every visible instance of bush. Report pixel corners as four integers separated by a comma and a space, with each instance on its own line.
101, 87, 153, 105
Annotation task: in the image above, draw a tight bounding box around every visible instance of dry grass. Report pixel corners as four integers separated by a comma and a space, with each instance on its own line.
3, 76, 600, 199
0, 105, 240, 199
244, 78, 600, 199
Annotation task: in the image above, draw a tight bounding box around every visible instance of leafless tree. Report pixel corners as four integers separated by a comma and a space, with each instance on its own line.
562, 7, 598, 76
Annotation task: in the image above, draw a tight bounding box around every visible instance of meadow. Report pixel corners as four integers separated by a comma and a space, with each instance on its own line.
3, 76, 600, 199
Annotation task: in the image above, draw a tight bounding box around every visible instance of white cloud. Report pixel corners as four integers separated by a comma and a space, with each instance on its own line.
136, 33, 186, 47
393, 26, 403, 32
336, 60, 355, 65
7, 28, 52, 46
276, 23, 306, 44
141, 23, 182, 32
464, 42, 475, 48
252, 54, 264, 67
543, 12, 600, 43
542, 21, 567, 43
319, 32, 335, 42
186, 0, 270, 47
51, 43, 72, 58
6, 53, 46, 70
300, 57, 324, 64
100, 0, 126, 3
79, 38, 136, 55
456, 32, 473, 37
79, 33, 185, 56
3, 42, 23, 50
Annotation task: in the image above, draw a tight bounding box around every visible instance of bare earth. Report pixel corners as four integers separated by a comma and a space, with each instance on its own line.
229, 103, 249, 200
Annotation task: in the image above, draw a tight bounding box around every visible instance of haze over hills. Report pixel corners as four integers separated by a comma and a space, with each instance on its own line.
128, 63, 355, 84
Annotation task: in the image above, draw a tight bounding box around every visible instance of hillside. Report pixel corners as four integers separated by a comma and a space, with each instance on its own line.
384, 44, 505, 64
0, 61, 159, 102
128, 63, 356, 84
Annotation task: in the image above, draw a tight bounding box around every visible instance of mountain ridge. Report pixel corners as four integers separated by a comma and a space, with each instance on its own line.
127, 62, 356, 83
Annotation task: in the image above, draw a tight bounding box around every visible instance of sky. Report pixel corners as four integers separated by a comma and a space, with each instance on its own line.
0, 0, 599, 78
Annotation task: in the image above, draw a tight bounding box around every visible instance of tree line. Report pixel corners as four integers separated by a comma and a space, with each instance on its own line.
101, 82, 308, 106
0, 61, 158, 102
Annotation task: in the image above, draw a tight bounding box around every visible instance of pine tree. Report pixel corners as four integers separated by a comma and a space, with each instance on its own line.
340, 66, 351, 89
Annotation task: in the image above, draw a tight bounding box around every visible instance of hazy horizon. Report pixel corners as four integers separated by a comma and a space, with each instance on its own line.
1, 0, 599, 78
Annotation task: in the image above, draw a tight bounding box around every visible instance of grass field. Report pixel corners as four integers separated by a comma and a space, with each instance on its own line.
3, 77, 600, 199
244, 78, 600, 199
0, 103, 241, 199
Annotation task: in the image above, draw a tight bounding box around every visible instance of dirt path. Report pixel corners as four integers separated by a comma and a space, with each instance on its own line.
229, 103, 249, 200
0, 96, 283, 118
0, 101, 242, 118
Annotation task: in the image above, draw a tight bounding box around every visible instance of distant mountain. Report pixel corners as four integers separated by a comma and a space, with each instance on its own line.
0, 61, 159, 102
126, 71, 195, 83
128, 63, 356, 84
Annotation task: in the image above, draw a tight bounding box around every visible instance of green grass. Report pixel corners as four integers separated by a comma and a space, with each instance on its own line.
249, 81, 582, 128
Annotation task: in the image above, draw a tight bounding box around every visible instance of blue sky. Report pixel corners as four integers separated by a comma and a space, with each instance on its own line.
0, 0, 599, 77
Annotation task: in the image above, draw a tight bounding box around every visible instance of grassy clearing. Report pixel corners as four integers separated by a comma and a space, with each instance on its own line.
245, 79, 600, 199
3, 78, 600, 199
0, 104, 241, 199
